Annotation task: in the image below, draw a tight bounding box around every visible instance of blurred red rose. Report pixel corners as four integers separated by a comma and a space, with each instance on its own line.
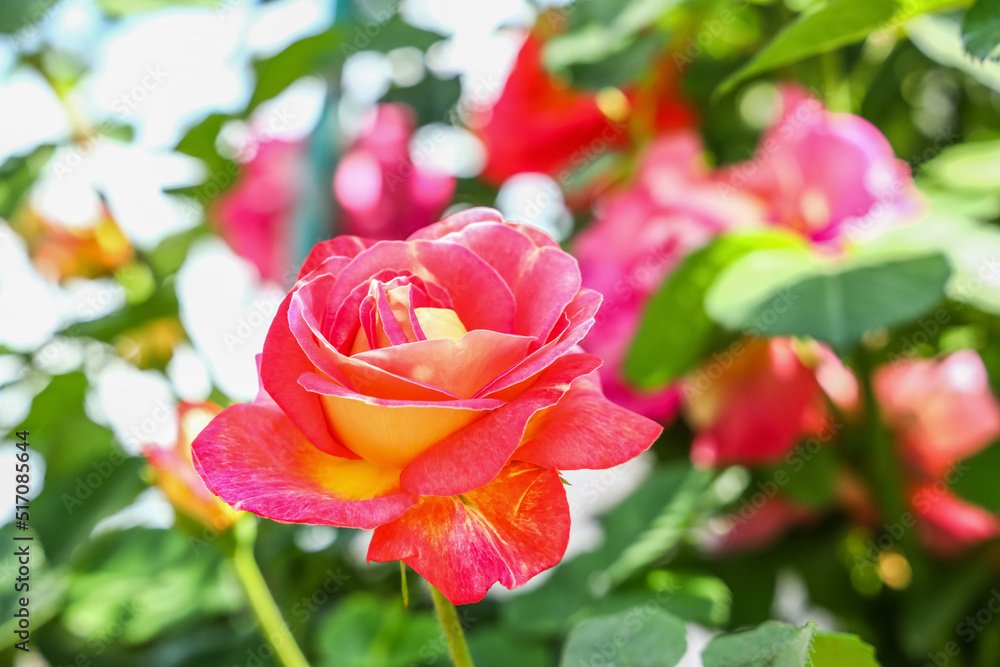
911, 484, 1000, 557
333, 103, 454, 240
473, 33, 695, 186
683, 338, 851, 467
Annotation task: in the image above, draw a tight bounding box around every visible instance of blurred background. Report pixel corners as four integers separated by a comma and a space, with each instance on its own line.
1, 0, 1000, 665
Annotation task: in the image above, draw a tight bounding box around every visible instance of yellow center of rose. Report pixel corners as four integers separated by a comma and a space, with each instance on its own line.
414, 307, 467, 341
351, 287, 470, 354
333, 293, 481, 468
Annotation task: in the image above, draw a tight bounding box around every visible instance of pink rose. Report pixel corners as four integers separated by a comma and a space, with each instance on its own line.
721, 85, 923, 246
192, 207, 661, 604
215, 138, 305, 284
875, 350, 1000, 478
715, 495, 816, 553
333, 103, 454, 240
683, 338, 849, 467
911, 485, 1000, 557
574, 132, 767, 421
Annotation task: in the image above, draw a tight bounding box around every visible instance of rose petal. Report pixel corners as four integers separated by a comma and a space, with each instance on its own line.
425, 222, 581, 343
260, 293, 359, 458
406, 206, 505, 241
320, 240, 517, 337
478, 288, 602, 398
514, 370, 662, 470
192, 402, 416, 529
290, 278, 458, 401
353, 329, 535, 399
413, 240, 517, 333
368, 460, 570, 604
400, 353, 602, 496
299, 372, 501, 469
298, 235, 377, 281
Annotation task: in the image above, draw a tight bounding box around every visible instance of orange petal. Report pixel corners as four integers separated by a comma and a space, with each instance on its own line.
368, 461, 570, 604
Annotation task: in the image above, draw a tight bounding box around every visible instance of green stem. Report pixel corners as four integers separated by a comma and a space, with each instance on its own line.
232, 516, 310, 667
429, 583, 475, 667
855, 348, 920, 562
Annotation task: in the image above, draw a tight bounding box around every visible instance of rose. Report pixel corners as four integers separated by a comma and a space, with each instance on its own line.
192, 207, 661, 604
573, 131, 766, 421
214, 138, 304, 284
875, 350, 1000, 478
472, 32, 695, 186
333, 103, 455, 240
143, 401, 239, 532
719, 85, 923, 246
875, 350, 1000, 555
682, 338, 854, 467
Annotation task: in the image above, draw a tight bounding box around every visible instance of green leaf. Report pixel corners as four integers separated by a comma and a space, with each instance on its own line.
963, 0, 1000, 60
702, 622, 881, 666
560, 609, 687, 667
737, 254, 951, 351
761, 446, 837, 508
647, 571, 733, 626
625, 231, 805, 389
716, 0, 896, 95
470, 628, 551, 667
315, 593, 440, 667
809, 632, 881, 667
565, 32, 666, 90
249, 26, 340, 111
950, 441, 1000, 513
96, 0, 223, 17
0, 0, 59, 34
703, 621, 815, 667
602, 468, 713, 586
0, 144, 55, 219
706, 246, 820, 331
921, 139, 1000, 191
543, 0, 681, 76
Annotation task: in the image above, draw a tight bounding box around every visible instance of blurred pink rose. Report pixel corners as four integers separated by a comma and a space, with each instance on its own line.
215, 139, 304, 284
876, 351, 1000, 555
333, 103, 455, 240
574, 131, 766, 421
683, 338, 849, 467
875, 350, 1000, 478
722, 85, 923, 246
911, 484, 1000, 557
715, 495, 816, 553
